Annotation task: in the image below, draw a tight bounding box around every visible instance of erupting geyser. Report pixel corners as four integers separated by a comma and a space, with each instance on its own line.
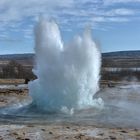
29, 18, 103, 113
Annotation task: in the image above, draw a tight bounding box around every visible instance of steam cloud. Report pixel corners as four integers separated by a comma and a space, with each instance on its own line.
29, 18, 103, 113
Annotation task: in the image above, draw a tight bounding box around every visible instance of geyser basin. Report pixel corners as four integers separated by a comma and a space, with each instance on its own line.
1, 19, 140, 129
0, 85, 140, 128
28, 18, 103, 112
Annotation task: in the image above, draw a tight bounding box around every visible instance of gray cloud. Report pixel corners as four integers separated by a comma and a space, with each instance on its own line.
104, 0, 140, 5
0, 0, 139, 34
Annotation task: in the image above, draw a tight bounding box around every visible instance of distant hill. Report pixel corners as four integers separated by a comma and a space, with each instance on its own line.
102, 50, 140, 58
0, 50, 140, 68
0, 50, 140, 60
102, 50, 140, 68
0, 53, 34, 66
0, 50, 140, 80
0, 53, 34, 60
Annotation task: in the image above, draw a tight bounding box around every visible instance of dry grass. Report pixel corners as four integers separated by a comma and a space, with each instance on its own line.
0, 79, 25, 85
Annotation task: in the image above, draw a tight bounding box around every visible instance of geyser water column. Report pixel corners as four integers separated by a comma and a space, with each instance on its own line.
29, 18, 103, 112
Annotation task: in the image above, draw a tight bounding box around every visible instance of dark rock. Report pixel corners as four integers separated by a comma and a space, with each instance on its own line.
98, 133, 104, 136
24, 138, 30, 140
120, 130, 127, 133
109, 136, 117, 140
49, 131, 53, 134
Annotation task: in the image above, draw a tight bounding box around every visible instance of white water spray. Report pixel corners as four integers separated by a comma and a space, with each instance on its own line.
29, 18, 103, 113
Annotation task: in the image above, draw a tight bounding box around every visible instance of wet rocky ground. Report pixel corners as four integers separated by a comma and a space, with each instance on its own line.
0, 83, 140, 139
0, 124, 140, 140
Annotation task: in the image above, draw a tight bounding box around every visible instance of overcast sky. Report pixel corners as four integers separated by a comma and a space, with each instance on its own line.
0, 0, 140, 54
